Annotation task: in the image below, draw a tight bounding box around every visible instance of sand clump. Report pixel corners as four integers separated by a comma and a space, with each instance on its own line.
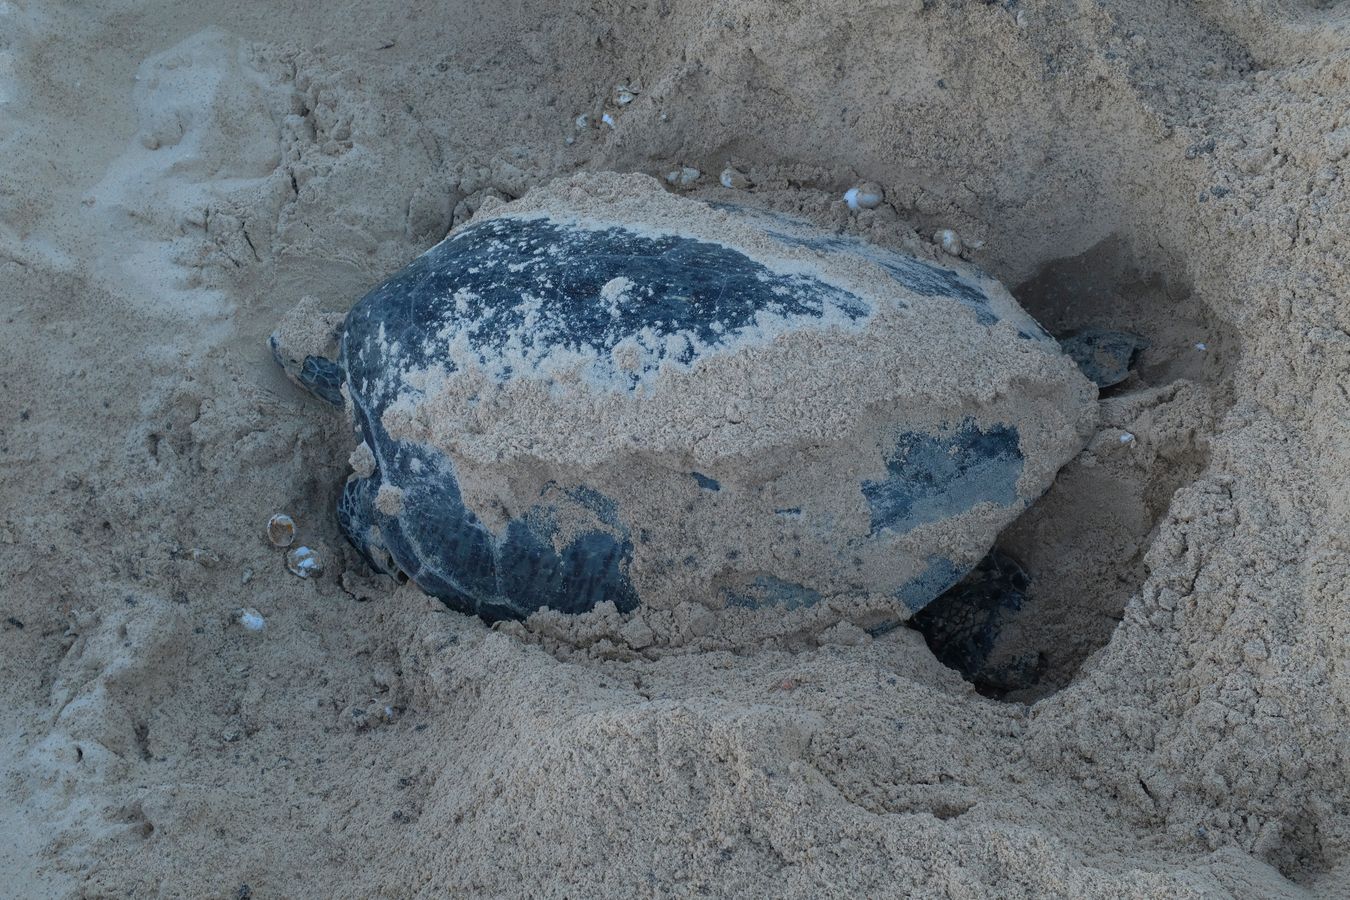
0, 0, 1347, 897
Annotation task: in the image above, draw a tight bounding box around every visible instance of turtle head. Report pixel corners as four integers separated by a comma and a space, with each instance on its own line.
269, 296, 347, 407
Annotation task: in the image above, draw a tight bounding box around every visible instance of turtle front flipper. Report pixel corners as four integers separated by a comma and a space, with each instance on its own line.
298, 355, 344, 406
269, 296, 347, 407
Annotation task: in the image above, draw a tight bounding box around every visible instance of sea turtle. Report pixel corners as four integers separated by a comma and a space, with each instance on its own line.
271, 172, 1095, 623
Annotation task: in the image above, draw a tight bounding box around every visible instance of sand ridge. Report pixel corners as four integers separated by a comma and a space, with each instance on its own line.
0, 0, 1346, 896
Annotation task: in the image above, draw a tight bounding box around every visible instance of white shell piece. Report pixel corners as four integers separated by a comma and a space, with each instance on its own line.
286, 545, 323, 578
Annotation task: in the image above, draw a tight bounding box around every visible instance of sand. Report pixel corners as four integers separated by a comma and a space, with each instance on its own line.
0, 0, 1346, 897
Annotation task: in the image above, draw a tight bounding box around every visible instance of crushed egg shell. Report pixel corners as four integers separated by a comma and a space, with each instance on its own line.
844, 182, 884, 210
720, 167, 750, 189
266, 513, 296, 547
665, 166, 701, 187
934, 228, 964, 256
286, 545, 323, 578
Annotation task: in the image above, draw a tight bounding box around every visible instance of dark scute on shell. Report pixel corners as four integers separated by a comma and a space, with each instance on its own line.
342, 216, 870, 406
862, 419, 1024, 536
711, 202, 1016, 330
338, 409, 638, 621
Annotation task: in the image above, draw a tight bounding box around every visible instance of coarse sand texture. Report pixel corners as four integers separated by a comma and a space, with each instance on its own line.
0, 1, 1346, 897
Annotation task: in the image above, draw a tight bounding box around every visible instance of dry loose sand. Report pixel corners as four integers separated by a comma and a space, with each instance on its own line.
0, 1, 1346, 897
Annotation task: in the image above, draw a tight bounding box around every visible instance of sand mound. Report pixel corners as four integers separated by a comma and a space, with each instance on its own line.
0, 1, 1346, 896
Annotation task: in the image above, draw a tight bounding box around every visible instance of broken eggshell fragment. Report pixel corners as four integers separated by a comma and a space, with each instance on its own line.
664, 166, 701, 188
238, 608, 266, 632
934, 228, 964, 257
844, 182, 884, 210
286, 545, 323, 578
720, 166, 750, 190
266, 513, 297, 547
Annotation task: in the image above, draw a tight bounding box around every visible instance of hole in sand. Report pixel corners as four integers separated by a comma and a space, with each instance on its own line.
911, 235, 1237, 702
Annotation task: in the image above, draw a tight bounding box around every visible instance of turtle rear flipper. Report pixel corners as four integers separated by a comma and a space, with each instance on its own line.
910, 549, 1043, 695
1059, 327, 1149, 389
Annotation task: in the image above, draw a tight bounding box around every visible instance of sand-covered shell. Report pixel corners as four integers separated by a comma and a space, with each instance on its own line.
292, 173, 1094, 622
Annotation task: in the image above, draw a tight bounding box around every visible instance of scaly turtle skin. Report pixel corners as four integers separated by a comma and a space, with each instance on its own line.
1059, 327, 1148, 388
272, 182, 1090, 622
269, 297, 345, 405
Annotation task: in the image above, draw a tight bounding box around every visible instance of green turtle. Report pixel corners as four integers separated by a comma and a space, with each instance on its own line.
271, 173, 1095, 623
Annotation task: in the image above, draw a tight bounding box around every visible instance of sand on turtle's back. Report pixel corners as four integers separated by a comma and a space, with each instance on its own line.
0, 0, 1345, 895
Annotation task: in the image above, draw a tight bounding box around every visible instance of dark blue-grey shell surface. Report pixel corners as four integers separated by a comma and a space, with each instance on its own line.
318, 198, 1083, 623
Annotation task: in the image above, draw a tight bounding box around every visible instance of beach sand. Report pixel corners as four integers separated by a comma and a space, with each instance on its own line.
0, 0, 1346, 895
